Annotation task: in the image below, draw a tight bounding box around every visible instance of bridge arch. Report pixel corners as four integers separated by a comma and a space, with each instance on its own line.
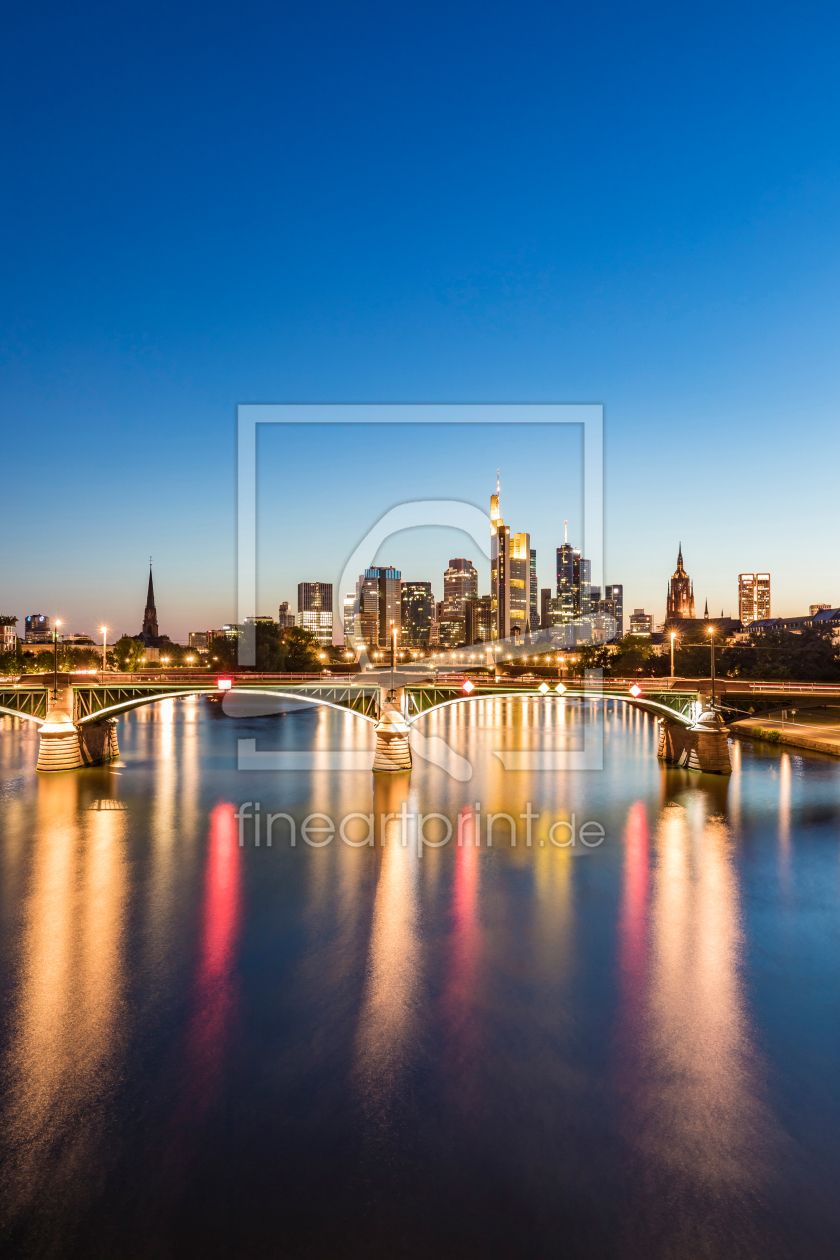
74, 687, 380, 725
406, 688, 695, 728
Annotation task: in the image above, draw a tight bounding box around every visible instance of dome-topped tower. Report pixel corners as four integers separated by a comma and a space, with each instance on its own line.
666, 544, 695, 619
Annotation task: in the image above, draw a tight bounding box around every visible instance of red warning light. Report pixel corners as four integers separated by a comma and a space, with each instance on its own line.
217, 678, 233, 691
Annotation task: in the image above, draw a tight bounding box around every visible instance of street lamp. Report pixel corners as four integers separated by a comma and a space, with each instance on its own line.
707, 624, 716, 708
101, 626, 107, 675
53, 619, 62, 698
670, 632, 676, 679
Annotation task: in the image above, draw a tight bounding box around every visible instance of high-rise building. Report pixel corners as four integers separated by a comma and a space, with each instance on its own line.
556, 526, 590, 622
443, 559, 478, 618
629, 608, 653, 636
540, 588, 552, 629
24, 614, 51, 643
188, 631, 209, 649
141, 566, 159, 643
297, 582, 333, 647
739, 573, 770, 626
465, 595, 492, 644
401, 581, 433, 647
510, 532, 530, 639
358, 568, 401, 648
490, 474, 510, 641
529, 549, 538, 631
342, 593, 357, 645
605, 584, 624, 638
666, 545, 695, 619
277, 601, 295, 629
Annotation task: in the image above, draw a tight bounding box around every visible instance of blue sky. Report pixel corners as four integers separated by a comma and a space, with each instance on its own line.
2, 1, 839, 638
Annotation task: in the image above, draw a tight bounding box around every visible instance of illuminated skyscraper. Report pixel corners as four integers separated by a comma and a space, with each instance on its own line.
297, 582, 333, 646
358, 567, 402, 647
465, 595, 492, 644
666, 545, 695, 619
556, 523, 589, 621
738, 573, 770, 626
529, 549, 538, 631
510, 532, 530, 639
443, 559, 478, 617
401, 581, 433, 646
605, 584, 624, 637
490, 472, 510, 641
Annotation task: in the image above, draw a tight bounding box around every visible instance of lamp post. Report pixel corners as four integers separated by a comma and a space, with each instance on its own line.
101, 626, 107, 676
708, 625, 716, 709
670, 632, 676, 679
53, 619, 62, 698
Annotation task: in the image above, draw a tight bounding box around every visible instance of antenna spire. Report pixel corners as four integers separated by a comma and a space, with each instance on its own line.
496, 468, 500, 495
564, 519, 568, 545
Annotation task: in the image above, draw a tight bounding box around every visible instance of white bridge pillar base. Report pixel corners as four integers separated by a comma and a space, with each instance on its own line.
37, 686, 119, 772
372, 709, 412, 773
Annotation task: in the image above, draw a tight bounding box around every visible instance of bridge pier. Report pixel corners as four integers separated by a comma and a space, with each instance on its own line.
657, 707, 731, 775
372, 686, 412, 773
36, 685, 119, 772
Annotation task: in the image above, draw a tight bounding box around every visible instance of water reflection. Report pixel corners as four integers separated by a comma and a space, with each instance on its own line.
618, 793, 773, 1217
182, 802, 242, 1115
1, 772, 127, 1215
354, 774, 420, 1131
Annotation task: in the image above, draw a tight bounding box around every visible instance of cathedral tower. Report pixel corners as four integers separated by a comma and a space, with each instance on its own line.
666, 544, 695, 619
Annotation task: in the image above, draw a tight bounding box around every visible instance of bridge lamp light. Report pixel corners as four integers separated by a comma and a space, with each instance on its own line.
217, 678, 233, 691
629, 684, 642, 697
538, 682, 550, 694
554, 683, 567, 694
462, 680, 475, 694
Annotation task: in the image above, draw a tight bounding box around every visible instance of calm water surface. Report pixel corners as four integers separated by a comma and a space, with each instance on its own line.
1, 697, 839, 1258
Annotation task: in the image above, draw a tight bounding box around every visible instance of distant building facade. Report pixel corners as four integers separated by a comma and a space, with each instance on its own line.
738, 573, 770, 626
277, 601, 295, 629
25, 614, 51, 644
629, 608, 653, 636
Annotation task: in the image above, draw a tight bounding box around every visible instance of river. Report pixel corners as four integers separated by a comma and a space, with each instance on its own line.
1, 696, 839, 1258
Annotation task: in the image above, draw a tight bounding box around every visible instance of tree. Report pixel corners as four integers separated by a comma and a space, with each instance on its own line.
112, 636, 147, 672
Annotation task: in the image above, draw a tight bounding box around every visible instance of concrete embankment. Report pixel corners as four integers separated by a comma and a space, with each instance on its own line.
730, 717, 840, 758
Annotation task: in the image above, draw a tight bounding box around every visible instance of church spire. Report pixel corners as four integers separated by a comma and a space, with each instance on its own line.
141, 561, 159, 643
704, 598, 709, 618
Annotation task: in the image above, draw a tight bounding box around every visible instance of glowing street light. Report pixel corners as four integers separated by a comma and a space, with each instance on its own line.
100, 626, 107, 674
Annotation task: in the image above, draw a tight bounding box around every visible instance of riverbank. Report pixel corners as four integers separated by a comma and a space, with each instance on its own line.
730, 711, 840, 758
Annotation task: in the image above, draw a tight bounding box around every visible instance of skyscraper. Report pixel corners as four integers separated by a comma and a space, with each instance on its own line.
277, 601, 295, 629
738, 573, 770, 626
464, 595, 492, 644
605, 584, 624, 638
490, 474, 510, 641
556, 527, 587, 622
358, 567, 401, 647
666, 545, 695, 619
401, 581, 433, 647
510, 532, 531, 638
529, 549, 538, 632
443, 559, 478, 617
297, 582, 333, 646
